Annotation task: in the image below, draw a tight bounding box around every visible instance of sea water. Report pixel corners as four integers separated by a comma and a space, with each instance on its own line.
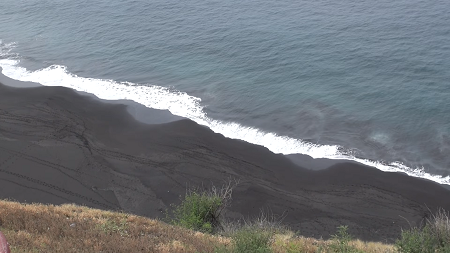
1, 0, 449, 184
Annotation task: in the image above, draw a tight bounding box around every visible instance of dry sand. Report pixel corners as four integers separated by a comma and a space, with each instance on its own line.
1, 73, 450, 242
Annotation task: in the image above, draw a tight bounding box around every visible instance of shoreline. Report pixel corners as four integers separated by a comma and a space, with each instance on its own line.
1, 73, 450, 242
2, 67, 448, 187
1, 64, 449, 186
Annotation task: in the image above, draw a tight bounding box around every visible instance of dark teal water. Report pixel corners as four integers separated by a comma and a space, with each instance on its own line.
1, 0, 449, 184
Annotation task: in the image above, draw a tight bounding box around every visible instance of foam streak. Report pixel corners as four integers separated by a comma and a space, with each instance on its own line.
1, 56, 449, 185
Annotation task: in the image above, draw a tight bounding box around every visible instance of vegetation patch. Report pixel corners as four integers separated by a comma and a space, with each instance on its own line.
8, 180, 445, 253
328, 225, 363, 253
396, 208, 450, 253
166, 181, 236, 233
97, 217, 128, 236
231, 226, 273, 253
0, 199, 226, 253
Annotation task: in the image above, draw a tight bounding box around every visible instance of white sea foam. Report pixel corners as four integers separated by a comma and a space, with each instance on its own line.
1, 54, 449, 185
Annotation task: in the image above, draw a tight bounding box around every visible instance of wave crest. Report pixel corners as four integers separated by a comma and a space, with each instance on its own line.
0, 52, 449, 185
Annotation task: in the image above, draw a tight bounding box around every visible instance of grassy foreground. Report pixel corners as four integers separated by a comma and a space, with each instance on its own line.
0, 199, 395, 253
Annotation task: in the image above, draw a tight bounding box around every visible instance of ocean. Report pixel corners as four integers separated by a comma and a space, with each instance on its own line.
1, 0, 449, 184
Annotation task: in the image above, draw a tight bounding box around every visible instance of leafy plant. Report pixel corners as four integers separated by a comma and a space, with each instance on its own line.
167, 181, 236, 233
232, 227, 273, 253
329, 225, 361, 253
171, 191, 222, 233
396, 208, 450, 253
396, 226, 436, 253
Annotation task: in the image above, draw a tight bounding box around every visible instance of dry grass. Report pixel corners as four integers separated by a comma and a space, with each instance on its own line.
0, 199, 396, 252
272, 232, 395, 253
0, 200, 230, 253
426, 208, 450, 244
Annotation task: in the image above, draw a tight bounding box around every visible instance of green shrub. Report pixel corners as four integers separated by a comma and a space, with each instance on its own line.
169, 191, 222, 233
167, 182, 235, 233
427, 208, 450, 248
232, 227, 273, 253
328, 225, 362, 253
215, 211, 288, 253
396, 225, 450, 253
396, 226, 438, 253
396, 208, 450, 253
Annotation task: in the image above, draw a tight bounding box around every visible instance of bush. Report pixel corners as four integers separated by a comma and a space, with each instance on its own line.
218, 212, 286, 253
167, 181, 235, 233
328, 225, 362, 253
427, 208, 450, 247
396, 226, 438, 253
170, 191, 222, 233
396, 208, 450, 253
232, 227, 273, 253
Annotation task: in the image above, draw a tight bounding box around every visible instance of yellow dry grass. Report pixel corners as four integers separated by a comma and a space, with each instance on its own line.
0, 199, 230, 253
0, 199, 395, 252
272, 232, 395, 253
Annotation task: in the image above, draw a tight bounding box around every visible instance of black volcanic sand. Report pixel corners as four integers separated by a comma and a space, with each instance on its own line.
1, 77, 450, 242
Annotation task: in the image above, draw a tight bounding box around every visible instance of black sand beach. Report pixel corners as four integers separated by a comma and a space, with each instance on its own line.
1, 73, 450, 242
